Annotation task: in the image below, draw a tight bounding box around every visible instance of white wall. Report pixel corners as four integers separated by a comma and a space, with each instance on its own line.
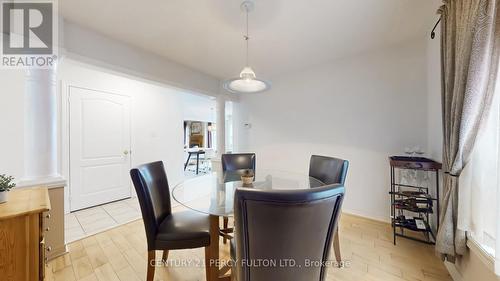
426, 22, 443, 161
61, 20, 220, 97
0, 58, 197, 212
234, 39, 429, 221
0, 19, 221, 191
59, 58, 188, 184
180, 94, 216, 123
0, 70, 25, 179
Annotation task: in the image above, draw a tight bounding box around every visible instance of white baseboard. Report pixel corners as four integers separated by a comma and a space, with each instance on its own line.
342, 208, 390, 224
47, 244, 68, 262
466, 237, 495, 272
444, 261, 463, 281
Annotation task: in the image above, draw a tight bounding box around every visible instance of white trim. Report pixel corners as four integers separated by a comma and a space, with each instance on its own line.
467, 236, 496, 272
17, 176, 66, 189
444, 261, 463, 281
442, 237, 497, 281
61, 80, 70, 214
342, 208, 391, 224
47, 244, 68, 262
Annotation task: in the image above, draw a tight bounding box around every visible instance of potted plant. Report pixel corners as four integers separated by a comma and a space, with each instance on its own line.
0, 174, 16, 203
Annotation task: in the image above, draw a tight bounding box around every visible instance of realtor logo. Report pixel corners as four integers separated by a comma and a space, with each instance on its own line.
1, 1, 57, 68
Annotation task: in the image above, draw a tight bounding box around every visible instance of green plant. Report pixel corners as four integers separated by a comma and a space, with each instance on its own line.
0, 174, 16, 192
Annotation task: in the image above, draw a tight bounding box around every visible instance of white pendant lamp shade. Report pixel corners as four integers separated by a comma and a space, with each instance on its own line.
223, 1, 271, 94
223, 66, 270, 94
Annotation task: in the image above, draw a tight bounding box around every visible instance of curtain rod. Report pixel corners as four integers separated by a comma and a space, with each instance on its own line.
430, 18, 441, 39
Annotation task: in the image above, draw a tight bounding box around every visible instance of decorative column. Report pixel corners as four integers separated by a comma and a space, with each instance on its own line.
22, 67, 67, 260
216, 95, 226, 155
22, 67, 61, 183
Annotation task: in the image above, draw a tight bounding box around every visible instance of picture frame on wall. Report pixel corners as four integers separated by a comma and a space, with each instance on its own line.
191, 122, 202, 134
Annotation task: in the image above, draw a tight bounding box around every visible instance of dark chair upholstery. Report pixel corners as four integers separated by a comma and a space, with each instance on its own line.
221, 153, 256, 243
130, 161, 211, 281
309, 155, 349, 265
232, 184, 345, 281
221, 153, 256, 174
309, 155, 348, 185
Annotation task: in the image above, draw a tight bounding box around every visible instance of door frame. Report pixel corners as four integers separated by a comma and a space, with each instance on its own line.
61, 81, 134, 214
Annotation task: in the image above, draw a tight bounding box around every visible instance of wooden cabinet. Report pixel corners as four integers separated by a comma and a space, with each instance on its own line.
44, 186, 65, 260
0, 187, 51, 281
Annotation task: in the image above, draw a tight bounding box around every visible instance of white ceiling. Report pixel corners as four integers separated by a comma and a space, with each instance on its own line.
60, 0, 438, 79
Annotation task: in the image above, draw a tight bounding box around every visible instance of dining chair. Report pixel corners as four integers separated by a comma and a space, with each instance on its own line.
221, 153, 256, 244
221, 153, 256, 174
309, 155, 349, 265
130, 161, 211, 281
231, 184, 345, 281
309, 155, 349, 185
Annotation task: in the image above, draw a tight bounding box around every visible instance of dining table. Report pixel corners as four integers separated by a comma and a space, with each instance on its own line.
171, 169, 324, 281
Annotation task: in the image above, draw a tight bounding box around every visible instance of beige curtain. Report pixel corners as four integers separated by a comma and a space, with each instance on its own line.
437, 0, 500, 262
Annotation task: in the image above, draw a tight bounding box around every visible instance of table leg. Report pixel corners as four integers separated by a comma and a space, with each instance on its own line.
208, 215, 220, 281
333, 229, 341, 266
207, 215, 231, 281
196, 153, 200, 175
184, 153, 192, 171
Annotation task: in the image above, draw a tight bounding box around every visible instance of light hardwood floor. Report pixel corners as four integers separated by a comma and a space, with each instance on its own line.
46, 208, 452, 281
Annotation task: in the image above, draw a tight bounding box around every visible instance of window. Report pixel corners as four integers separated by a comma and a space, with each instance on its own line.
459, 91, 500, 257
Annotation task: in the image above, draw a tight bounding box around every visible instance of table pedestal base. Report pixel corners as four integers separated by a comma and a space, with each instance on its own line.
207, 215, 231, 281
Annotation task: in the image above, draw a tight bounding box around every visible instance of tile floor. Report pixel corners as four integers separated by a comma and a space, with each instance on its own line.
65, 198, 144, 243
184, 162, 211, 178
65, 166, 208, 243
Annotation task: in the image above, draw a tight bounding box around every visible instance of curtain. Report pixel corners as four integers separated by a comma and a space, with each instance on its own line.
458, 90, 499, 265
436, 0, 500, 263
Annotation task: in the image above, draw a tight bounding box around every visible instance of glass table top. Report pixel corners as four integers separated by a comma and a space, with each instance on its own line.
172, 169, 324, 217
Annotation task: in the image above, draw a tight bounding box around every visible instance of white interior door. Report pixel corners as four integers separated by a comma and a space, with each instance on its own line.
69, 86, 131, 211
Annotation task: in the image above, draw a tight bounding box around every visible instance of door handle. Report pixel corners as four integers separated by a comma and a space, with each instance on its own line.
123, 150, 129, 155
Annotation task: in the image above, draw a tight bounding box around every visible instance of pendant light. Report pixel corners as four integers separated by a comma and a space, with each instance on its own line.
223, 0, 271, 94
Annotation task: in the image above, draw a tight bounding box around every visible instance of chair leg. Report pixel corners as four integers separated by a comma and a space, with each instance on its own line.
223, 217, 229, 244
204, 246, 211, 281
333, 229, 342, 267
162, 250, 169, 263
147, 251, 156, 281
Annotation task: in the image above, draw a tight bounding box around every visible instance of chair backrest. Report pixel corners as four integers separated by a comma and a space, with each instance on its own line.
221, 153, 256, 172
234, 184, 345, 281
130, 161, 172, 249
309, 155, 349, 185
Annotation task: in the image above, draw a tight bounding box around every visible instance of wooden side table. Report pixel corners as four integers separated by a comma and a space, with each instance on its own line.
0, 187, 51, 280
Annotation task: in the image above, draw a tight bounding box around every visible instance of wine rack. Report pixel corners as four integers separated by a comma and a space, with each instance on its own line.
389, 156, 442, 245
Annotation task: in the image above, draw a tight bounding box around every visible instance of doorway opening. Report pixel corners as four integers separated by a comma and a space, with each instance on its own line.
181, 94, 217, 178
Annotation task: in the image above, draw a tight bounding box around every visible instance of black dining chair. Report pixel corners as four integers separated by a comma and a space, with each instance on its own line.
231, 184, 345, 281
130, 161, 211, 281
221, 153, 256, 243
309, 155, 349, 264
309, 155, 348, 185
221, 153, 256, 175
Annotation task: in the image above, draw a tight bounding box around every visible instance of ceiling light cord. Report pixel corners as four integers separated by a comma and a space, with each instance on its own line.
221, 0, 270, 94
245, 6, 249, 67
